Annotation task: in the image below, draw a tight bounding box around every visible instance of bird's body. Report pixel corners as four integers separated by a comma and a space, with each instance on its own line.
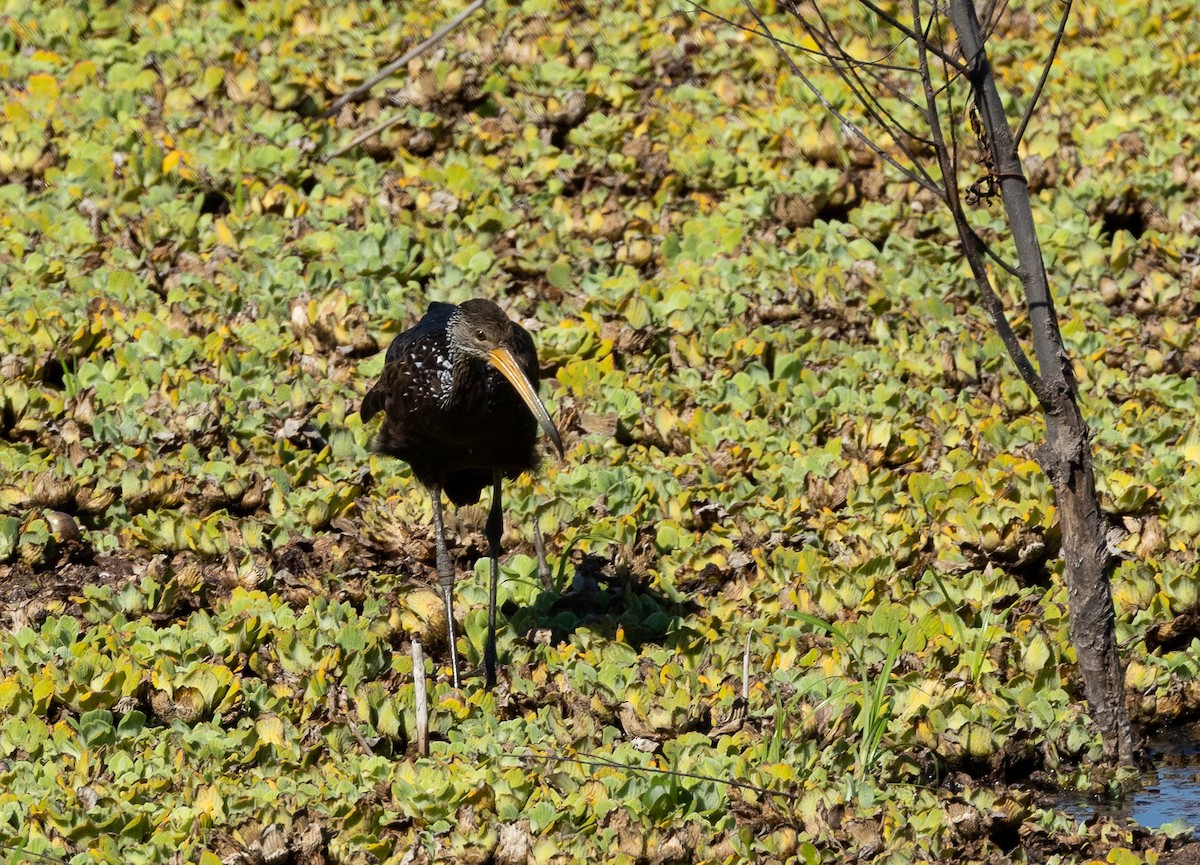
361, 299, 563, 688
362, 302, 542, 505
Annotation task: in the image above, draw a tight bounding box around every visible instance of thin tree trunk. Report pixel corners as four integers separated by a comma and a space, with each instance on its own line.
947, 0, 1134, 764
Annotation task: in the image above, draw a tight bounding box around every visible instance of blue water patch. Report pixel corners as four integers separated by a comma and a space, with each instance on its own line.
1058, 722, 1200, 832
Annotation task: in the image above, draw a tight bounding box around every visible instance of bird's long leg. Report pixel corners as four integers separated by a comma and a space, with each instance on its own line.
429, 484, 461, 689
484, 470, 503, 690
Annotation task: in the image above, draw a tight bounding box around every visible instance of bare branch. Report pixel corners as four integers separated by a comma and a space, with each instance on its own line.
794, 11, 923, 134
948, 0, 1057, 402
723, 0, 949, 162
934, 7, 962, 187
964, 242, 1046, 396
1015, 0, 1073, 148
933, 4, 1005, 304
522, 748, 802, 802
742, 1, 946, 197
412, 640, 429, 756
978, 0, 1006, 40
798, 2, 938, 152
0, 845, 67, 865
911, 0, 1042, 396
742, 631, 752, 699
686, 2, 922, 74
322, 0, 485, 119
322, 111, 410, 163
911, 1, 958, 217
845, 0, 970, 75
970, 226, 1023, 279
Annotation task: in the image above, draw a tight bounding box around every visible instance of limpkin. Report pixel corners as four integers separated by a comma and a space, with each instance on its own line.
360, 299, 564, 689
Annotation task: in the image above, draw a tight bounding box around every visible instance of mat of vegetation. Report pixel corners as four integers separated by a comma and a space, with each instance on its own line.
1, 0, 1199, 862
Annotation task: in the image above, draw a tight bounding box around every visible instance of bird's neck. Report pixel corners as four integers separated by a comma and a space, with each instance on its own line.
445, 345, 487, 406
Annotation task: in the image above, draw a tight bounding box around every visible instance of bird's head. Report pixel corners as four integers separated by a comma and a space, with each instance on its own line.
450, 300, 565, 458
449, 299, 519, 362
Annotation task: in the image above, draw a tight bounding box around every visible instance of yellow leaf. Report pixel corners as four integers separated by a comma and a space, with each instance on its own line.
202, 66, 225, 94
714, 75, 739, 107
214, 218, 238, 249
255, 715, 285, 746
1183, 434, 1200, 464
228, 67, 259, 103
292, 11, 317, 35
194, 784, 225, 820
63, 60, 98, 91
1022, 634, 1052, 675
27, 73, 59, 101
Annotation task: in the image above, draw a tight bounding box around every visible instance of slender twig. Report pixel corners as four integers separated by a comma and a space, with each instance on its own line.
910, 0, 1042, 395
703, 0, 959, 74
981, 0, 1015, 44
522, 748, 802, 801
323, 113, 411, 162
413, 640, 429, 756
911, 0, 957, 205
322, 0, 486, 119
533, 518, 552, 591
967, 230, 1046, 396
845, 0, 970, 74
743, 1, 945, 196
970, 226, 1023, 279
343, 689, 376, 756
978, 0, 1002, 40
742, 631, 752, 700
1014, 0, 1073, 148
798, 3, 939, 154
935, 8, 961, 187
0, 845, 67, 865
688, 1, 922, 75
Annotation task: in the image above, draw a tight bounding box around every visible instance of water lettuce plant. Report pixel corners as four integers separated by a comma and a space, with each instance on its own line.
0, 0, 1197, 862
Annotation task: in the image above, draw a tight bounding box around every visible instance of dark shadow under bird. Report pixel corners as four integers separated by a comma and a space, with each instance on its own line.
360, 299, 564, 688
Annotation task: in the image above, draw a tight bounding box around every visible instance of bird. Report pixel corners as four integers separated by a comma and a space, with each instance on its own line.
360, 299, 564, 689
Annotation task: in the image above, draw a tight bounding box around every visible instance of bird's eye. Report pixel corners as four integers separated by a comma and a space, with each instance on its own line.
475, 329, 486, 341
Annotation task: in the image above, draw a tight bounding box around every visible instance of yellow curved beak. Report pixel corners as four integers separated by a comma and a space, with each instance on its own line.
488, 347, 565, 458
